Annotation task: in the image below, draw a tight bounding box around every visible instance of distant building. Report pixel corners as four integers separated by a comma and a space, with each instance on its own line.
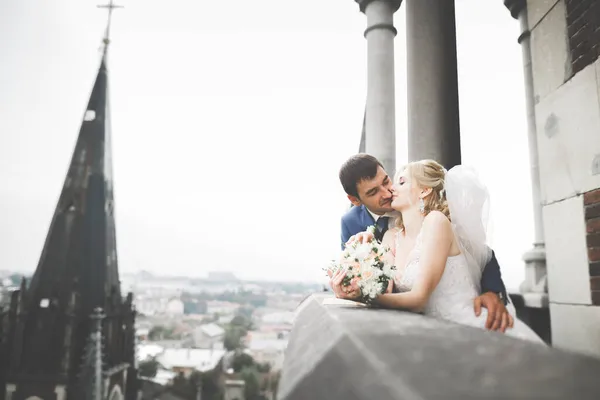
155, 348, 226, 378
207, 271, 239, 282
206, 300, 240, 316
136, 327, 150, 341
193, 323, 225, 349
134, 296, 165, 316
137, 343, 165, 362
261, 311, 294, 325
223, 380, 245, 400
165, 298, 185, 316
218, 314, 235, 325
245, 337, 288, 371
150, 369, 178, 386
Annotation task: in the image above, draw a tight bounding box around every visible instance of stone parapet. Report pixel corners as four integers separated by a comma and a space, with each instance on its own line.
278, 294, 600, 400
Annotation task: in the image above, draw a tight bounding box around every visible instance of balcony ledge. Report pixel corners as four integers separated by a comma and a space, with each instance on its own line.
278, 293, 600, 400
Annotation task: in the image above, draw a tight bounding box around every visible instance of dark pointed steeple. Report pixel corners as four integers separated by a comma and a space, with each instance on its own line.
1, 3, 137, 399
24, 48, 119, 319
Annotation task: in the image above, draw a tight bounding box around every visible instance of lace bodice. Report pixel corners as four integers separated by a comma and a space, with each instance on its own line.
393, 230, 480, 321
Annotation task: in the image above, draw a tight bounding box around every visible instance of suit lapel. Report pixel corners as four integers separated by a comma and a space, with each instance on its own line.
361, 205, 375, 229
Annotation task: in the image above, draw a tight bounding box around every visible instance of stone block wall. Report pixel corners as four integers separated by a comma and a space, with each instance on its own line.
527, 0, 600, 356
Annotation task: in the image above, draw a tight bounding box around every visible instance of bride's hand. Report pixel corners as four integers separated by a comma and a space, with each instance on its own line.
330, 268, 361, 300
346, 231, 376, 247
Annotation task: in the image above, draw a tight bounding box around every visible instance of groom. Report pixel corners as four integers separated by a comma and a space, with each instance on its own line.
335, 153, 513, 332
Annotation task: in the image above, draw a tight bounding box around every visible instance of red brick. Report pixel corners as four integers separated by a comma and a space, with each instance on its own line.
569, 0, 592, 18
573, 54, 593, 73
587, 218, 600, 234
571, 23, 592, 45
571, 41, 588, 60
592, 291, 600, 306
590, 261, 600, 276
589, 247, 600, 262
584, 189, 600, 205
588, 233, 600, 247
568, 12, 587, 37
591, 277, 600, 291
586, 203, 600, 219
566, 0, 600, 74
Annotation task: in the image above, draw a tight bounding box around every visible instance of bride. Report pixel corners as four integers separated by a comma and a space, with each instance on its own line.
332, 159, 544, 344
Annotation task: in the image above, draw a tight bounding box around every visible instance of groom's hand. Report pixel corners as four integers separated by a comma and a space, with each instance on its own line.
346, 231, 375, 246
474, 292, 514, 332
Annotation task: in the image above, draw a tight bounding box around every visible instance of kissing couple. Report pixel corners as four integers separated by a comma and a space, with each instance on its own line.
329, 154, 544, 344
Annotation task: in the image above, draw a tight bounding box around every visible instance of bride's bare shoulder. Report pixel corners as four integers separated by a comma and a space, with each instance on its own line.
423, 211, 451, 229
385, 227, 401, 237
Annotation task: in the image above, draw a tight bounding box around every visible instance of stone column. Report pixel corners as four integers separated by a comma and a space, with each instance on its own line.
406, 0, 461, 168
355, 0, 401, 177
504, 0, 548, 308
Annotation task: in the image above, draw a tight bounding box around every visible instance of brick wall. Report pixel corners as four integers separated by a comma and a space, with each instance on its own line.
565, 0, 600, 75
585, 189, 600, 304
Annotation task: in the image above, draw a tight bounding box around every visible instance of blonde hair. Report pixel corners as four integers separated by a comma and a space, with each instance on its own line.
395, 159, 450, 231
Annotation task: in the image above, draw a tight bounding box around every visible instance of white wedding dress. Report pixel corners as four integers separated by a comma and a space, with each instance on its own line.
393, 230, 545, 344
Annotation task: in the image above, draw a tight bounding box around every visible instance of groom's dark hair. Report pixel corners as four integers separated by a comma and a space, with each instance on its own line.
339, 153, 384, 198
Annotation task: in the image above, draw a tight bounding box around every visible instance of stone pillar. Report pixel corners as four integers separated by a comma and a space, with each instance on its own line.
406, 0, 461, 168
359, 107, 366, 153
355, 0, 401, 176
504, 0, 548, 307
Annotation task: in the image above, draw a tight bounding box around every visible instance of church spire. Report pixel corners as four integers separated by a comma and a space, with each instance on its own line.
97, 0, 123, 47
1, 4, 137, 399
24, 31, 119, 316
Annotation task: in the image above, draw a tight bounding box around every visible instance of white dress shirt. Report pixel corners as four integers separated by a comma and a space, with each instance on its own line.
366, 208, 398, 231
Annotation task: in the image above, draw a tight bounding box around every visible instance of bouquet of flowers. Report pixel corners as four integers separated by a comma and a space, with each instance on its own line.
325, 226, 396, 304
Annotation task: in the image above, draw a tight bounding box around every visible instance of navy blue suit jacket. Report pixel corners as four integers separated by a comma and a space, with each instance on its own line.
340, 205, 507, 301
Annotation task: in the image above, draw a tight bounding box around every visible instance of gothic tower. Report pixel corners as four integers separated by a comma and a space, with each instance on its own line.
0, 5, 137, 399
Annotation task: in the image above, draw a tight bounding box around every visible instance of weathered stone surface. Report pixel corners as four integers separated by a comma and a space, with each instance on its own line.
542, 196, 591, 305
530, 0, 570, 102
278, 294, 600, 400
551, 303, 600, 356
535, 60, 600, 204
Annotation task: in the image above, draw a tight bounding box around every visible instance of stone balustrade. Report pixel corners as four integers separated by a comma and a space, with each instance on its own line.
278, 293, 600, 400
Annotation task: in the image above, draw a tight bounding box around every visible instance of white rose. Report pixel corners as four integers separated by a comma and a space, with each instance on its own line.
382, 264, 394, 277
353, 242, 372, 261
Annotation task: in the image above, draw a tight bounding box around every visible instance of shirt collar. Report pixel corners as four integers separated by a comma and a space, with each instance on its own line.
366, 207, 396, 222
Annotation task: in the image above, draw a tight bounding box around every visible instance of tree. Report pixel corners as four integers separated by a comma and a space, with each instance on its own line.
235, 305, 255, 320
148, 325, 169, 341
8, 274, 26, 286
170, 372, 195, 399
138, 359, 159, 378
224, 326, 244, 351
240, 366, 261, 400
224, 314, 252, 351
198, 368, 224, 400
230, 314, 250, 329
256, 362, 271, 373
169, 369, 223, 400
232, 352, 255, 372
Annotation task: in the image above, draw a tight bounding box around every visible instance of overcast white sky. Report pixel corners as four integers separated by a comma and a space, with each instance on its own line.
0, 0, 532, 289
